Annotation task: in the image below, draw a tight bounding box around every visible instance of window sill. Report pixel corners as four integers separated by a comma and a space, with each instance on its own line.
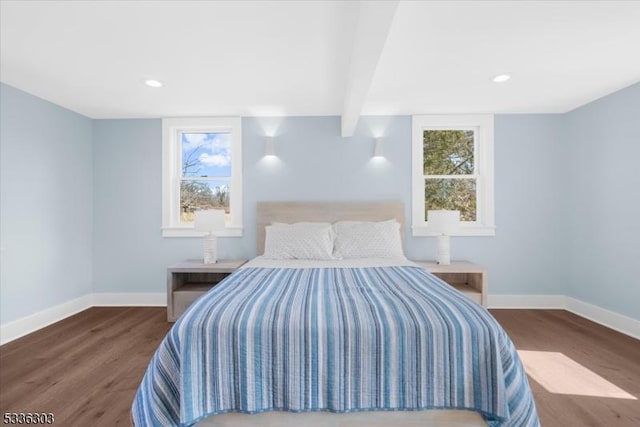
412, 225, 495, 237
162, 226, 243, 238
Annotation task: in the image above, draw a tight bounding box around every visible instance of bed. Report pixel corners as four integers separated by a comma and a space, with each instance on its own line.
132, 202, 539, 427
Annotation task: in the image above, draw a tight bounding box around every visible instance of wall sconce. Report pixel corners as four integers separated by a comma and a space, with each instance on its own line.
373, 138, 383, 158
264, 137, 275, 157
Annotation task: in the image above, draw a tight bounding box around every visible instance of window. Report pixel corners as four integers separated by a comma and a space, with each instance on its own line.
162, 117, 242, 237
412, 114, 494, 236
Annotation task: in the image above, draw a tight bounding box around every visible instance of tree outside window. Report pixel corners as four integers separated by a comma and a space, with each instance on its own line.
412, 114, 494, 236
423, 130, 476, 222
180, 132, 231, 223
162, 117, 243, 237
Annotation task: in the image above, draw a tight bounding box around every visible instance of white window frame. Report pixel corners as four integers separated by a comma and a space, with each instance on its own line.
161, 117, 243, 237
411, 114, 495, 237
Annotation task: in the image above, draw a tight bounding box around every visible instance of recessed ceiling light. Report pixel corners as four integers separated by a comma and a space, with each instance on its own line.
492, 74, 511, 83
144, 79, 163, 88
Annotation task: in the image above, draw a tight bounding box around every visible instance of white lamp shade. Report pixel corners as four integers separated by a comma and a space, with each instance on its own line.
194, 209, 226, 233
427, 210, 460, 235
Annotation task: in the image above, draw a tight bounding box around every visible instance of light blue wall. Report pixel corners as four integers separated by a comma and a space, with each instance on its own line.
0, 83, 93, 323
92, 115, 568, 296
242, 116, 413, 259
92, 116, 412, 293
488, 115, 569, 295
565, 83, 640, 320
92, 119, 212, 293
5, 81, 636, 324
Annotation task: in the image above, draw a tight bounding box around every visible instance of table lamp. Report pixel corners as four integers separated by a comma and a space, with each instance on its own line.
427, 210, 460, 265
194, 209, 226, 264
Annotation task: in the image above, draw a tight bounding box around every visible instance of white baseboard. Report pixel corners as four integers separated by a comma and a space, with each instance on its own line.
1, 293, 166, 345
565, 297, 640, 340
92, 292, 166, 306
490, 294, 640, 340
0, 295, 93, 345
489, 294, 565, 309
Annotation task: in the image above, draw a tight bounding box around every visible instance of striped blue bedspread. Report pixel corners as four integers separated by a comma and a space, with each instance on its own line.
132, 266, 539, 426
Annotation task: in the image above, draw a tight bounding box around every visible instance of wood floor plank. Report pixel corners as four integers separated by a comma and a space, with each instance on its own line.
1, 307, 639, 426
491, 309, 640, 426
0, 307, 171, 426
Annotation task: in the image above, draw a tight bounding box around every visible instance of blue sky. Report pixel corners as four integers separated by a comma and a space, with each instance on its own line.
181, 132, 231, 177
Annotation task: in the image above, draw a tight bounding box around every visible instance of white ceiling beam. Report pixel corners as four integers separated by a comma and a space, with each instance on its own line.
341, 0, 399, 137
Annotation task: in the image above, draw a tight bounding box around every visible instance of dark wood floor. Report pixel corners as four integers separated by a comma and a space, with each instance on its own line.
0, 308, 172, 427
1, 308, 639, 426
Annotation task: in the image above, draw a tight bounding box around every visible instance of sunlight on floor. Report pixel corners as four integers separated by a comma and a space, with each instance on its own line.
518, 351, 637, 400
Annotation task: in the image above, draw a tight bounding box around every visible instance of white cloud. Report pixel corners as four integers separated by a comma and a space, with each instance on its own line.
183, 132, 231, 151
199, 152, 230, 167
183, 133, 209, 149
211, 133, 231, 149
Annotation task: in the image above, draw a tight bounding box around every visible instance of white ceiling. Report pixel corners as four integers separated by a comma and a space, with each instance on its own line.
1, 1, 639, 124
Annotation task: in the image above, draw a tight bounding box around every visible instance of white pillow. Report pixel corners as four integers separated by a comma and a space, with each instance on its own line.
333, 220, 404, 259
263, 222, 336, 260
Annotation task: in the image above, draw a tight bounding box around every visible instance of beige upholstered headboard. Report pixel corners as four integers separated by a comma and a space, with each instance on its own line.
256, 201, 405, 255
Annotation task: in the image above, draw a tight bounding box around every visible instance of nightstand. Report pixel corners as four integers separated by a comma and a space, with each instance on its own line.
413, 260, 488, 307
167, 259, 247, 322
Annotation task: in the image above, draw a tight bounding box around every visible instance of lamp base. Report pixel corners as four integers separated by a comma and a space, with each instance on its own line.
435, 235, 451, 265
203, 234, 218, 264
